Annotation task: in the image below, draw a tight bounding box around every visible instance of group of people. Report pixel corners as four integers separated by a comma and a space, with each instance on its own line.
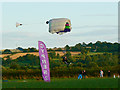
100, 70, 119, 78
77, 69, 119, 80
78, 70, 87, 80
62, 56, 119, 79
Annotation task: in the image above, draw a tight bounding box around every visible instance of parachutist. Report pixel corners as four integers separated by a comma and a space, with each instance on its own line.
55, 22, 71, 34
16, 22, 22, 27
46, 18, 71, 35
63, 56, 71, 67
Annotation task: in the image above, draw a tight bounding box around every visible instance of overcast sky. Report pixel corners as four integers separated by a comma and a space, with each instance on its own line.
1, 2, 118, 49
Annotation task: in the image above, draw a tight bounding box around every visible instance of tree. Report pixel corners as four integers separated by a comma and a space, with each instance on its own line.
92, 55, 98, 62
85, 55, 92, 64
20, 66, 27, 70
88, 42, 93, 47
10, 63, 20, 69
65, 45, 70, 51
4, 56, 12, 66
48, 48, 53, 51
23, 49, 28, 52
2, 49, 12, 54
56, 48, 62, 51
48, 51, 56, 59
82, 42, 86, 46
65, 51, 73, 63
56, 53, 60, 59
75, 43, 81, 51
88, 62, 98, 68
95, 41, 102, 47
29, 47, 38, 52
65, 51, 71, 57
17, 47, 23, 51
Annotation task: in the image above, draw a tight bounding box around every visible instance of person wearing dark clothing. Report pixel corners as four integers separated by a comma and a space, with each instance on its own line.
56, 22, 71, 34
63, 56, 70, 66
64, 22, 71, 32
80, 71, 82, 74
108, 70, 111, 77
83, 70, 86, 79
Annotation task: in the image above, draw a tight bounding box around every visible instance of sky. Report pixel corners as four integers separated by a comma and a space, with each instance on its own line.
1, 2, 118, 49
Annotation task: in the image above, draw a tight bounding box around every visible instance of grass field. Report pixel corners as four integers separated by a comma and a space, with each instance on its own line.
2, 78, 119, 88
1, 51, 81, 60
1, 51, 106, 60
87, 52, 104, 55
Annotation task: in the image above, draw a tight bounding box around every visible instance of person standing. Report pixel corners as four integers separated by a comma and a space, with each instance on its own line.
118, 74, 119, 78
83, 70, 86, 79
100, 70, 102, 77
100, 70, 103, 78
113, 74, 116, 78
63, 56, 69, 65
101, 70, 104, 77
108, 70, 111, 77
78, 70, 83, 80
62, 56, 71, 67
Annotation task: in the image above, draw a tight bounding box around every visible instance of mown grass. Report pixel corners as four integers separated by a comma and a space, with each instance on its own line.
2, 78, 119, 88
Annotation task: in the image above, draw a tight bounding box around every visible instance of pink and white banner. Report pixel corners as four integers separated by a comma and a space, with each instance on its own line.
38, 41, 50, 82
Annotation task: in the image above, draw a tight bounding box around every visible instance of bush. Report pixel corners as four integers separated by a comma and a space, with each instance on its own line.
2, 49, 12, 54
10, 63, 20, 69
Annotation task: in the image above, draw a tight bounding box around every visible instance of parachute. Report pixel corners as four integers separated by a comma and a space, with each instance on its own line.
16, 22, 22, 27
46, 18, 72, 35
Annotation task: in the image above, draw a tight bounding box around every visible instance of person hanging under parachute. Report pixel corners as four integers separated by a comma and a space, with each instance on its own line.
56, 22, 71, 34
65, 22, 71, 32
62, 56, 71, 67
46, 18, 72, 35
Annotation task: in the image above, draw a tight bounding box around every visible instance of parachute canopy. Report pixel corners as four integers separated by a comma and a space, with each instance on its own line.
46, 18, 72, 35
16, 22, 22, 27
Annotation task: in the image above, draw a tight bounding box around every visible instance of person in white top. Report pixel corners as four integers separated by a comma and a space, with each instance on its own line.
113, 74, 116, 78
100, 70, 104, 78
101, 70, 104, 77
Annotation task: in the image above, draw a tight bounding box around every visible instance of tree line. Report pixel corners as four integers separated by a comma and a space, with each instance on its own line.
2, 41, 119, 79
2, 50, 119, 79
2, 41, 119, 54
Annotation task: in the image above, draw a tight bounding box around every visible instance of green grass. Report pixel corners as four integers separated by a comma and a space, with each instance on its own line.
2, 78, 119, 88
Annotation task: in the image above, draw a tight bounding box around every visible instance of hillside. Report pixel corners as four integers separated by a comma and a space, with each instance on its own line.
1, 51, 81, 60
